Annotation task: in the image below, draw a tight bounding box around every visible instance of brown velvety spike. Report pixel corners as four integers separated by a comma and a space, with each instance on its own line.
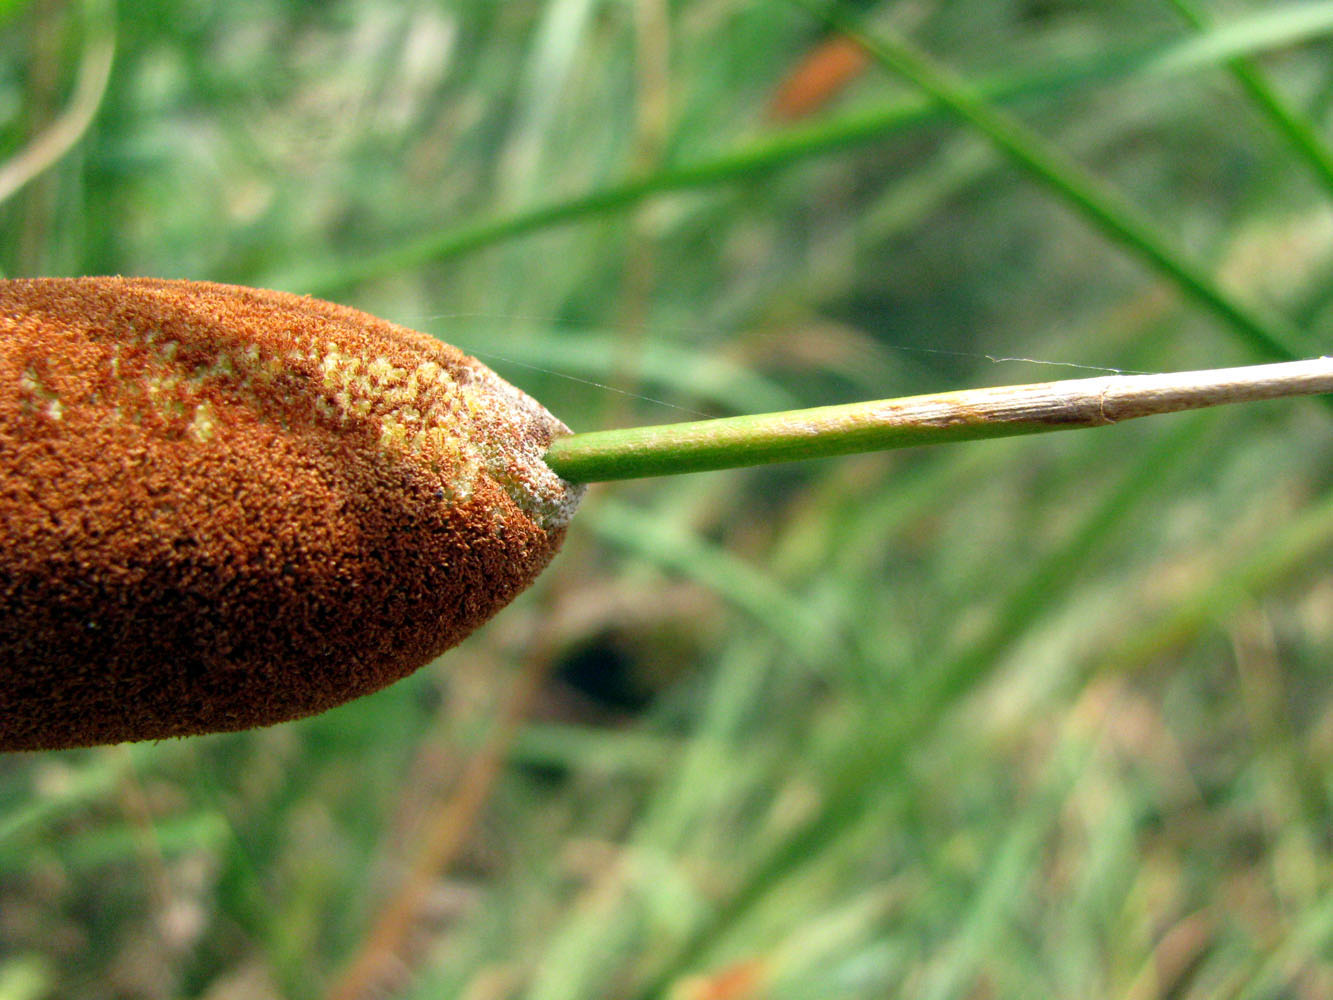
0, 277, 585, 751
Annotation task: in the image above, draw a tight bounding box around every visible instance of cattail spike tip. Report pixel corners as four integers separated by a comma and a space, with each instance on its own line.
0, 277, 584, 751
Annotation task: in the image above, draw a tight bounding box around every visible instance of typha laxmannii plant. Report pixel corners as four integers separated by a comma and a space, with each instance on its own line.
2, 277, 1331, 750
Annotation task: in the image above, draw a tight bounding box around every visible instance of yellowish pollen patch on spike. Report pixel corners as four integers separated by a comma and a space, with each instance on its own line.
188, 401, 216, 443
19, 366, 63, 421
51, 293, 581, 532
309, 343, 533, 505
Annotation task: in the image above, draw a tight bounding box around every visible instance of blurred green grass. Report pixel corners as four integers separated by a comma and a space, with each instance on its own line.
4, 1, 1333, 998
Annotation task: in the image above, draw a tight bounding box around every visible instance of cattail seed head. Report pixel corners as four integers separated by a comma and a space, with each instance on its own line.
0, 277, 584, 751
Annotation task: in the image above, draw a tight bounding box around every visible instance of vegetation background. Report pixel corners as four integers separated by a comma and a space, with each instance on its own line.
4, 1, 1333, 997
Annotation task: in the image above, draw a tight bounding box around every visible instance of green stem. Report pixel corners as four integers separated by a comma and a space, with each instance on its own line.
544, 358, 1333, 482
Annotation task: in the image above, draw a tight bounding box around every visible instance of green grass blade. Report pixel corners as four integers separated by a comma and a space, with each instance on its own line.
1095, 485, 1333, 676
589, 497, 843, 664
627, 416, 1205, 998
277, 2, 1333, 299
789, 0, 1309, 368
1163, 0, 1333, 199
